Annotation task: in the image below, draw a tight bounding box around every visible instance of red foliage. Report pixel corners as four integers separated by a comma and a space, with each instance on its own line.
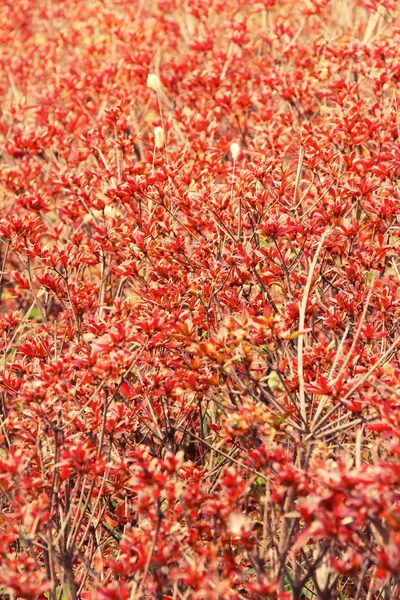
0, 0, 400, 598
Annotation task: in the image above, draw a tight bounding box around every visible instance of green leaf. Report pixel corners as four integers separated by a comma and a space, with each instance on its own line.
26, 306, 42, 322
259, 236, 270, 248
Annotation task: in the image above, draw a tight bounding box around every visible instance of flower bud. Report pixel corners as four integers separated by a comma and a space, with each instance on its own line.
230, 142, 241, 161
147, 73, 162, 91
154, 126, 164, 149
227, 512, 251, 537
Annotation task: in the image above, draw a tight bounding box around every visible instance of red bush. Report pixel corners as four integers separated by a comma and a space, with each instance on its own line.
1, 0, 400, 598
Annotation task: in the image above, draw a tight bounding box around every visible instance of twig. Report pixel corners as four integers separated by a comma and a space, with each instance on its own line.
298, 230, 329, 426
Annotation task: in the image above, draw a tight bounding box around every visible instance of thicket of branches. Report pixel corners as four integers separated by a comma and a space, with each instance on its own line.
0, 0, 400, 598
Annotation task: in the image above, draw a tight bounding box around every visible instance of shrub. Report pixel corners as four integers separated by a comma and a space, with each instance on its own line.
0, 0, 400, 598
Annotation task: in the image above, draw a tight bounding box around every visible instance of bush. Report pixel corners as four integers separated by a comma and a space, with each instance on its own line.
0, 0, 400, 598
